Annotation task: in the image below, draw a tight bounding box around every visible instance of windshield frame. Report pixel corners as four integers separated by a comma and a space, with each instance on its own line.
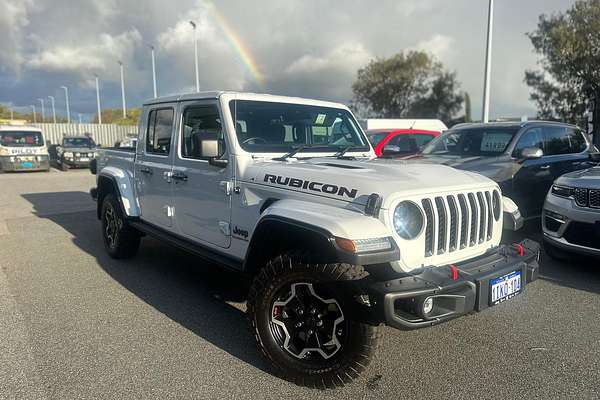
0, 130, 45, 147
227, 99, 372, 157
421, 126, 521, 158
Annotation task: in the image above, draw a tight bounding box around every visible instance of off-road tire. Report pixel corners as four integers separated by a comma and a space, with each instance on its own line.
101, 193, 140, 259
247, 255, 379, 389
60, 160, 69, 171
543, 239, 570, 261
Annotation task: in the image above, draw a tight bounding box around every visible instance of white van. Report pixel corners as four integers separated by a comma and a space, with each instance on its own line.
0, 125, 50, 172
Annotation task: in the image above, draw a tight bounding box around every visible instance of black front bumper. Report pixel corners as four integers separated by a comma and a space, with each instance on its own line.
364, 239, 540, 330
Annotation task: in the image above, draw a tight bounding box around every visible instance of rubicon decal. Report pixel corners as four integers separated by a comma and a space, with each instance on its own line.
264, 174, 358, 199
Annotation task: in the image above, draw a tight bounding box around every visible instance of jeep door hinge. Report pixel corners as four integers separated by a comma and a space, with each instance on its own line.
220, 181, 232, 196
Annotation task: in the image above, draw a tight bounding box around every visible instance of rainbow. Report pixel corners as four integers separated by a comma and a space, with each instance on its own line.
206, 2, 265, 87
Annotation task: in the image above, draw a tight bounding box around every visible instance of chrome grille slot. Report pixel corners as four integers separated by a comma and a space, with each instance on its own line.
485, 191, 493, 240
476, 192, 486, 243
467, 193, 478, 246
422, 199, 434, 257
435, 197, 447, 254
590, 190, 600, 208
458, 194, 469, 249
447, 195, 458, 252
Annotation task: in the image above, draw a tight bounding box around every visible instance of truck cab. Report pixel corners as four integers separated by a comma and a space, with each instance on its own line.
0, 125, 50, 172
92, 91, 540, 388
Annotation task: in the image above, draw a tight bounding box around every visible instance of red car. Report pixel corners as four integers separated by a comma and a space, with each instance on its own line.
367, 129, 441, 157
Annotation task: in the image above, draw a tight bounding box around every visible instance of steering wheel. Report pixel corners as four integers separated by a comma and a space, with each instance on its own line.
242, 137, 268, 145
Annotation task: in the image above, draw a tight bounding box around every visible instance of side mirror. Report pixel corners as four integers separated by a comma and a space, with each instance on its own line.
200, 138, 220, 158
200, 137, 228, 168
382, 144, 401, 156
519, 147, 543, 161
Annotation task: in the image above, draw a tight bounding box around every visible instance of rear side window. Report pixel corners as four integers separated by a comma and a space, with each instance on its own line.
569, 129, 587, 153
543, 126, 586, 155
146, 108, 174, 155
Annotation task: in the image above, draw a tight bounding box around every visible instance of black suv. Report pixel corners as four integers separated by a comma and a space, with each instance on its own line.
56, 136, 97, 171
406, 121, 594, 218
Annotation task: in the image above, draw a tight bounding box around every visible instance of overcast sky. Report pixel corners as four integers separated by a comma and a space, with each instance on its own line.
0, 0, 575, 121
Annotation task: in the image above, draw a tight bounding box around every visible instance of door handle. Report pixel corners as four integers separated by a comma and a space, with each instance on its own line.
140, 166, 153, 175
172, 172, 188, 182
539, 165, 550, 170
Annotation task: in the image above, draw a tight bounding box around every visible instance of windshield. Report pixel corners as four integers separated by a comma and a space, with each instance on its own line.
63, 137, 95, 148
422, 127, 519, 157
229, 100, 369, 153
0, 131, 44, 147
367, 132, 389, 146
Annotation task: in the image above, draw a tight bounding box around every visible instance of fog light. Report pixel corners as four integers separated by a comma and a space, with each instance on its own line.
422, 297, 434, 315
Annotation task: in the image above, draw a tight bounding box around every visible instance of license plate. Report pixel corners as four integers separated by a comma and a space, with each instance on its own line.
79, 157, 89, 162
21, 162, 33, 168
490, 271, 521, 305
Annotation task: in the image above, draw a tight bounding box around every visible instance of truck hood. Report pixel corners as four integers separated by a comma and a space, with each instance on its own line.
403, 154, 512, 181
555, 166, 600, 189
245, 157, 496, 208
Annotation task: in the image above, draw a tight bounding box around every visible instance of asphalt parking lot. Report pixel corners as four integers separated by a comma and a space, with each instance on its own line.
0, 169, 599, 399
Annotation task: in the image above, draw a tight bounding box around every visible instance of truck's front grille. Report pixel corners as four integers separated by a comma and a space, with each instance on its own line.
422, 190, 497, 257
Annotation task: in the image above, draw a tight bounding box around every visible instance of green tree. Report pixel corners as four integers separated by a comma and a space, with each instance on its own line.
92, 108, 141, 126
525, 0, 600, 143
351, 51, 463, 123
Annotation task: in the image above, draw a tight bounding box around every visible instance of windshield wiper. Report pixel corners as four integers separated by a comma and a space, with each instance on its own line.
273, 145, 307, 161
332, 146, 358, 159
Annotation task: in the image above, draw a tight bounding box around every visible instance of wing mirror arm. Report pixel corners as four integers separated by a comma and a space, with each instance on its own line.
208, 157, 228, 168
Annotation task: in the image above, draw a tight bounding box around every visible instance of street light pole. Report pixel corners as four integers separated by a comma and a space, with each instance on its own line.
48, 96, 56, 123
30, 105, 37, 123
37, 98, 45, 122
118, 61, 127, 118
60, 86, 71, 123
190, 21, 200, 92
482, 0, 494, 123
150, 45, 158, 98
95, 75, 102, 124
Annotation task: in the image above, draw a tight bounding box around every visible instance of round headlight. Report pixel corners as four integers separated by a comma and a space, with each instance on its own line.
492, 191, 501, 221
393, 201, 424, 240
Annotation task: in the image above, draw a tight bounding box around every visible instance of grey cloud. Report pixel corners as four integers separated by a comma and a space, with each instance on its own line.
0, 0, 577, 121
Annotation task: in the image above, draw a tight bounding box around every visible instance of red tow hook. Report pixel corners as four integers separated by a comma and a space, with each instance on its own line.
449, 264, 459, 281
513, 243, 525, 257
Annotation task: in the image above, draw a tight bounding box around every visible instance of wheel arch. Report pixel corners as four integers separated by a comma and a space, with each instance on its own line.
243, 216, 339, 277
96, 168, 139, 220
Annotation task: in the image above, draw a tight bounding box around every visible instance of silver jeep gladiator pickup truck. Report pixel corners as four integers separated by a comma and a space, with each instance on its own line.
90, 91, 540, 388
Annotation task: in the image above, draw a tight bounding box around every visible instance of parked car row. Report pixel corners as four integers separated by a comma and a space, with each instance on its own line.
0, 124, 108, 172
364, 120, 600, 260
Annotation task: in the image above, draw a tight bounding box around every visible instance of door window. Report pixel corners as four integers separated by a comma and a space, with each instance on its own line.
543, 126, 585, 155
180, 105, 225, 160
513, 128, 543, 158
146, 108, 174, 155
